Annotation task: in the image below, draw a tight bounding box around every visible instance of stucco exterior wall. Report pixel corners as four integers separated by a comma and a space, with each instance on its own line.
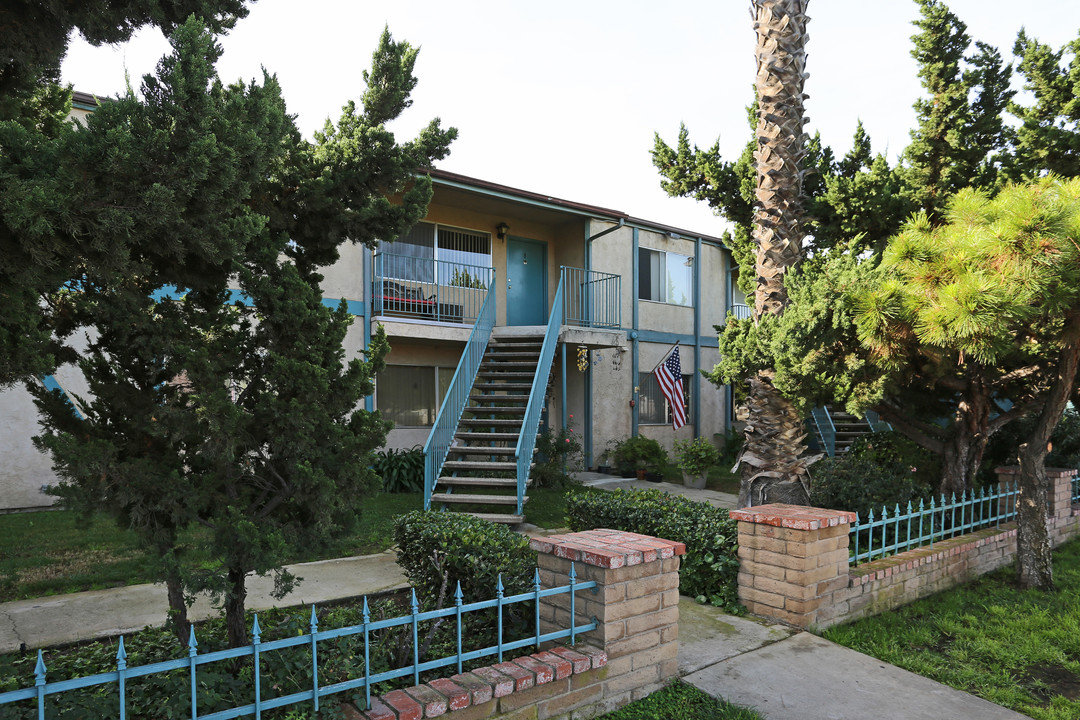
0, 335, 93, 512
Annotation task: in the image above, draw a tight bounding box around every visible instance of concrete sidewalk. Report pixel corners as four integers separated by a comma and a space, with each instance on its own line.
0, 551, 406, 654
678, 598, 1029, 720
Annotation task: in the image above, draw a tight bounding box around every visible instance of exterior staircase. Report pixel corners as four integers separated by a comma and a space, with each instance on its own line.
810, 405, 890, 457
430, 333, 547, 524
829, 408, 874, 454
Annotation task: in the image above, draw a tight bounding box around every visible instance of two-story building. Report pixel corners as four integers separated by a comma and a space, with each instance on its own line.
0, 164, 745, 518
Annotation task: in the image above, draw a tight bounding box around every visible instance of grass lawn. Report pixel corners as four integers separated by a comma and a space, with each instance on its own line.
0, 486, 580, 603
824, 539, 1080, 720
596, 680, 763, 720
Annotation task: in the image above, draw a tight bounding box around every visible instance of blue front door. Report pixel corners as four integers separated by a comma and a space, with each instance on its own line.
506, 237, 547, 325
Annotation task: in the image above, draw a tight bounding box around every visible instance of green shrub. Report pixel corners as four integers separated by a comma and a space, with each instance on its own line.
847, 431, 940, 493
674, 437, 720, 479
565, 488, 741, 612
610, 436, 669, 476
809, 451, 931, 520
393, 511, 533, 604
373, 446, 424, 494
531, 419, 584, 489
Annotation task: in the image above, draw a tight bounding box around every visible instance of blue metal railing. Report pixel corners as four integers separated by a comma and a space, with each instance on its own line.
0, 569, 596, 719
729, 303, 752, 320
515, 275, 565, 515
423, 275, 496, 510
850, 482, 1019, 565
561, 266, 620, 330
810, 406, 837, 457
372, 254, 494, 324
1073, 474, 1080, 504
864, 409, 892, 433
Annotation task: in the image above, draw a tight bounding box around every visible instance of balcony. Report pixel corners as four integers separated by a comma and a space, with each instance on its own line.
730, 303, 752, 320
372, 253, 494, 325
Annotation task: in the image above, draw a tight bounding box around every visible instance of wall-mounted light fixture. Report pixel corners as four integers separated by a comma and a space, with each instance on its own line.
496, 222, 509, 240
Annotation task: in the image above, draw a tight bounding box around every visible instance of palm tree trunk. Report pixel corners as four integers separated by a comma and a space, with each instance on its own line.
738, 0, 812, 507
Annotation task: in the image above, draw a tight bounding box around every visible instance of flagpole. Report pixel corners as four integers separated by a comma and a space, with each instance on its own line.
650, 342, 680, 374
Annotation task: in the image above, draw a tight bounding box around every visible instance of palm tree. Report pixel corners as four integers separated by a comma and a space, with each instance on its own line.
736, 0, 814, 507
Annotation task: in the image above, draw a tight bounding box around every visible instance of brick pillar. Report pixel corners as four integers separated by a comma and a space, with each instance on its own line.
530, 530, 684, 706
997, 466, 1077, 521
996, 466, 1020, 518
729, 504, 856, 629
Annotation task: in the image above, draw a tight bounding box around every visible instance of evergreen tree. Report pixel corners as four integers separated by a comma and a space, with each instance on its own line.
0, 1, 251, 387
1009, 30, 1080, 180
30, 20, 455, 647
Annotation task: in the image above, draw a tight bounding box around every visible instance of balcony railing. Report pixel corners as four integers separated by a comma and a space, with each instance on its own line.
372, 254, 494, 324
729, 303, 751, 321
561, 266, 621, 330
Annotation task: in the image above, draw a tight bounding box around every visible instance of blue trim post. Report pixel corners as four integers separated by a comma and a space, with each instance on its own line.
583, 219, 593, 469
693, 237, 702, 438
362, 250, 374, 412
561, 344, 568, 433
631, 228, 640, 434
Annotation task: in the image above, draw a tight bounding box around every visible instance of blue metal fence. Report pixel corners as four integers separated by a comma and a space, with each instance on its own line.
561, 267, 620, 330
850, 482, 1019, 565
0, 569, 596, 720
423, 275, 496, 510
515, 275, 565, 516
372, 254, 494, 324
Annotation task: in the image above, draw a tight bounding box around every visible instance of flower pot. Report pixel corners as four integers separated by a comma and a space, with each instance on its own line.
683, 473, 707, 490
621, 469, 637, 478
635, 469, 647, 481
645, 471, 664, 483
597, 465, 612, 475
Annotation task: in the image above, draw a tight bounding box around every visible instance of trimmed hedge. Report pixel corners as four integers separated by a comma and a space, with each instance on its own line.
565, 488, 741, 613
393, 511, 534, 604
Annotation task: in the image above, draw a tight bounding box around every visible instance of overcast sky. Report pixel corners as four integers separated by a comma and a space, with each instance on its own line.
61, 0, 1080, 236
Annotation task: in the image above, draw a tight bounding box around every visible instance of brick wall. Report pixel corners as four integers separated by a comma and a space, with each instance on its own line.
731, 468, 1080, 630
340, 530, 685, 720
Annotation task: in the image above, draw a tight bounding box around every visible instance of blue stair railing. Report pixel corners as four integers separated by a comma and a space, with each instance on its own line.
865, 409, 892, 433
423, 274, 496, 510
514, 273, 566, 515
810, 406, 837, 457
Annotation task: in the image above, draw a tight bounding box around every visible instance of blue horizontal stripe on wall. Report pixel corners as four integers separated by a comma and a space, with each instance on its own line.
39, 375, 83, 419
633, 329, 719, 348
150, 286, 364, 316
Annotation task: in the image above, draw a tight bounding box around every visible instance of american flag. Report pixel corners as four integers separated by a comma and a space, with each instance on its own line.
654, 345, 686, 430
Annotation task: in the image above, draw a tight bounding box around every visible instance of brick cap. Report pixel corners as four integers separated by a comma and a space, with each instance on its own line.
729, 503, 856, 530
996, 466, 1077, 478
529, 529, 685, 568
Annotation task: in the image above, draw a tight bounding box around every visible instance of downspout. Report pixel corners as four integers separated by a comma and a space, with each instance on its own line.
694, 237, 702, 439
363, 249, 374, 412
631, 227, 640, 435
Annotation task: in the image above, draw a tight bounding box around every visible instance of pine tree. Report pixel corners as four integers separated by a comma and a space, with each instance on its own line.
0, 1, 251, 387
29, 20, 456, 647
1009, 30, 1080, 180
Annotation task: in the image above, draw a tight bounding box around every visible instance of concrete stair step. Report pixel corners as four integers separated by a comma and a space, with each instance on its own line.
462, 512, 525, 525
455, 432, 522, 442
442, 460, 520, 471
438, 477, 520, 488
431, 493, 523, 505
458, 418, 525, 428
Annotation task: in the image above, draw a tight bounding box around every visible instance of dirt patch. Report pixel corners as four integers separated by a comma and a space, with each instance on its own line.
15, 549, 140, 585
1025, 662, 1080, 703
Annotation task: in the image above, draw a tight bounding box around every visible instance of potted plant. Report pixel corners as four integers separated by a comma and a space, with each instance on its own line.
611, 436, 669, 480
674, 437, 719, 490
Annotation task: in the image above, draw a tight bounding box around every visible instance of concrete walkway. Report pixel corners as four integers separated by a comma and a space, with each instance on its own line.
678, 598, 1029, 720
0, 552, 406, 654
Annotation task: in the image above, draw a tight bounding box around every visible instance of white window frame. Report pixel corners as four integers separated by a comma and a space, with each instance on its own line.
638, 247, 694, 307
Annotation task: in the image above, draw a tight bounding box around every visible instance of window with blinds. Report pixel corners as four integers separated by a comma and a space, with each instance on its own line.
378, 222, 491, 284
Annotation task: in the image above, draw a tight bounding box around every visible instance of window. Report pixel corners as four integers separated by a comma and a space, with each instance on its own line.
638, 248, 693, 306
378, 222, 491, 284
638, 371, 693, 426
377, 365, 455, 427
